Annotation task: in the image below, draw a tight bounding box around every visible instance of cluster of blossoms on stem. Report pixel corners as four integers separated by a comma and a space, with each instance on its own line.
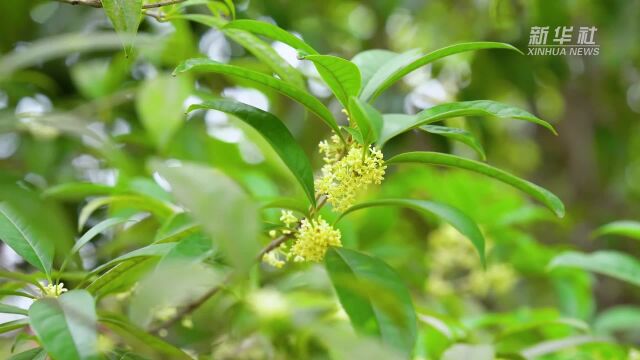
315, 135, 386, 212
262, 210, 342, 267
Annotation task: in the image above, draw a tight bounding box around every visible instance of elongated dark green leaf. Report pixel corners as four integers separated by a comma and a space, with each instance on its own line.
224, 19, 318, 55
388, 152, 564, 217
419, 125, 486, 160
86, 257, 159, 297
169, 14, 304, 88
0, 303, 28, 316
349, 96, 383, 144
174, 58, 343, 138
338, 199, 485, 266
302, 55, 361, 108
100, 314, 192, 359
362, 42, 522, 102
379, 100, 556, 146
351, 50, 398, 93
593, 220, 640, 240
29, 290, 99, 360
549, 251, 640, 287
101, 0, 142, 55
594, 306, 640, 335
0, 203, 53, 279
188, 99, 316, 206
325, 248, 417, 357
154, 161, 260, 271
359, 48, 422, 101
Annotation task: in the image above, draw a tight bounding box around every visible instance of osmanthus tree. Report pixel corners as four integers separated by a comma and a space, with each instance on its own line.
0, 1, 599, 359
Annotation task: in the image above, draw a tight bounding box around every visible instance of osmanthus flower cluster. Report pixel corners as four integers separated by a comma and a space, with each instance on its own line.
262, 131, 387, 267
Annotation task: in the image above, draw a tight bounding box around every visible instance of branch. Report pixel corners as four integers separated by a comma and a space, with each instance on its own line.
150, 233, 293, 333
55, 0, 187, 9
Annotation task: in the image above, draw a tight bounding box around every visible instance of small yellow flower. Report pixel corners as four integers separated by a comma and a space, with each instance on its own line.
279, 210, 298, 228
262, 251, 285, 268
316, 139, 386, 212
42, 283, 68, 298
291, 216, 342, 262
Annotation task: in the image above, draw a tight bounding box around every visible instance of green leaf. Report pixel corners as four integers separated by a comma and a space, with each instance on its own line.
8, 348, 46, 360
101, 0, 142, 55
351, 49, 398, 93
378, 100, 557, 146
520, 336, 608, 359
78, 195, 173, 231
100, 314, 192, 359
302, 54, 361, 108
0, 303, 28, 316
549, 251, 640, 287
0, 203, 53, 280
387, 152, 565, 218
29, 290, 99, 360
42, 182, 115, 201
325, 248, 417, 357
419, 125, 486, 160
173, 58, 343, 139
89, 243, 175, 276
188, 99, 316, 206
593, 220, 640, 240
0, 319, 29, 335
86, 258, 159, 298
496, 318, 589, 341
361, 42, 522, 102
260, 197, 310, 217
593, 306, 640, 335
169, 15, 304, 88
349, 96, 383, 144
136, 74, 191, 149
59, 217, 130, 275
224, 19, 318, 55
358, 48, 422, 102
442, 344, 494, 360
338, 199, 485, 266
154, 161, 260, 271
0, 303, 28, 315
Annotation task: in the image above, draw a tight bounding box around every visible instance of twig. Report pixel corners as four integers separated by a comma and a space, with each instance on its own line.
151, 195, 330, 334
55, 0, 187, 9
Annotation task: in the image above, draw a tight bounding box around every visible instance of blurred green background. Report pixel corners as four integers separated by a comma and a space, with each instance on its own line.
0, 0, 639, 359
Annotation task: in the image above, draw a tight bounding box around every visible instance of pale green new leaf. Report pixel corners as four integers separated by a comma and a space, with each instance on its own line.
78, 195, 174, 231
0, 303, 28, 316
419, 125, 486, 160
188, 99, 316, 206
325, 248, 417, 357
154, 161, 260, 271
362, 42, 522, 102
101, 0, 142, 55
387, 152, 565, 218
224, 19, 318, 55
302, 54, 361, 108
593, 306, 640, 335
549, 251, 640, 287
0, 203, 53, 279
378, 100, 557, 146
29, 290, 99, 360
136, 74, 192, 149
338, 198, 485, 266
174, 58, 342, 138
593, 220, 640, 240
351, 50, 398, 93
359, 48, 422, 101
